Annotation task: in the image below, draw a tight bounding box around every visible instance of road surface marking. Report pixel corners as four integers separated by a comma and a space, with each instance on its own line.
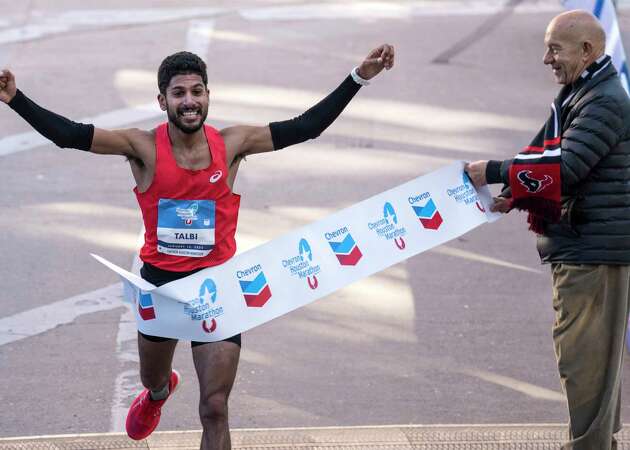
0, 8, 223, 45
432, 245, 542, 273
186, 19, 214, 58
460, 367, 565, 402
239, 1, 563, 21
0, 284, 123, 347
110, 232, 143, 432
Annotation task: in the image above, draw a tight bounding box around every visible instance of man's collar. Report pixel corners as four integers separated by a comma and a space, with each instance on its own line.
574, 54, 612, 88
559, 55, 613, 108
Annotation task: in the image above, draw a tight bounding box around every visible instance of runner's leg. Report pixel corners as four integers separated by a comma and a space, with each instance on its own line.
138, 333, 178, 391
192, 340, 240, 450
125, 333, 180, 440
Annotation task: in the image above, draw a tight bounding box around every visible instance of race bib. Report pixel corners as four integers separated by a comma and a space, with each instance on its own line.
157, 199, 215, 257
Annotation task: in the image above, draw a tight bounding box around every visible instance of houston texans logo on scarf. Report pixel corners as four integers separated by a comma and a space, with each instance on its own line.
508, 55, 612, 233
516, 170, 554, 194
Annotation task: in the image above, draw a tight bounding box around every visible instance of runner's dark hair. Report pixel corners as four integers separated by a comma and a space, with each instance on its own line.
158, 51, 208, 94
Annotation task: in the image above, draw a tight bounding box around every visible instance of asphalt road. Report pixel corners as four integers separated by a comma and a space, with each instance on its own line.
1, 0, 629, 439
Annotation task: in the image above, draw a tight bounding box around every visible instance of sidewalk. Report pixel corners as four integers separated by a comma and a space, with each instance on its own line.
2, 424, 630, 449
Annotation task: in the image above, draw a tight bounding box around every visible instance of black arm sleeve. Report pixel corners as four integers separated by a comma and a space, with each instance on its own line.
8, 89, 94, 151
485, 159, 512, 184
269, 74, 361, 150
486, 159, 513, 199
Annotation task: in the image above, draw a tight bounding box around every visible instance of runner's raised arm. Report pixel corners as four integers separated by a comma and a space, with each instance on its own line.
220, 43, 395, 159
0, 69, 145, 159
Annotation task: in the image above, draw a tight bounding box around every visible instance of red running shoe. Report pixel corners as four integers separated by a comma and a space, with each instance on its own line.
126, 370, 180, 440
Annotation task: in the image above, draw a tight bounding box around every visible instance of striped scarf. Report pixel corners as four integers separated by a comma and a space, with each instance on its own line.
508, 55, 612, 233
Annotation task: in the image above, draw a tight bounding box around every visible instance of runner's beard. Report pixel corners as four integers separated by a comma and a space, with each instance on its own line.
167, 105, 208, 134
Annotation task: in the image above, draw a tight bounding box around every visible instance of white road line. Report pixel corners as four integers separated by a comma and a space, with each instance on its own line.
239, 1, 563, 21
109, 349, 139, 432
109, 231, 144, 432
460, 368, 565, 402
53, 8, 223, 27
0, 284, 123, 347
432, 245, 542, 274
0, 130, 49, 156
0, 23, 70, 45
186, 20, 214, 58
0, 8, 224, 45
240, 2, 419, 20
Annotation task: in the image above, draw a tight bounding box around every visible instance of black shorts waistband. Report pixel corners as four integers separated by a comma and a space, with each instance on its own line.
140, 261, 205, 287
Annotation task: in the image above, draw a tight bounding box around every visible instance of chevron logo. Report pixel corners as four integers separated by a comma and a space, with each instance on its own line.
412, 198, 443, 230
138, 291, 156, 321
327, 232, 363, 266
239, 271, 272, 308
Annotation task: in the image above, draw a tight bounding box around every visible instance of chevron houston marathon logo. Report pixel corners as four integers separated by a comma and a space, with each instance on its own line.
138, 291, 156, 321
237, 264, 272, 307
446, 172, 485, 212
325, 226, 362, 266
282, 238, 321, 290
409, 192, 443, 230
368, 202, 407, 250
183, 278, 224, 334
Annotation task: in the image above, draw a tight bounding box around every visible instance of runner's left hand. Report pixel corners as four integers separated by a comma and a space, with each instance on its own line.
357, 44, 395, 80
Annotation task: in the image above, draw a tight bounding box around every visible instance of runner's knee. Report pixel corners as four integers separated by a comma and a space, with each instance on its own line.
199, 392, 229, 424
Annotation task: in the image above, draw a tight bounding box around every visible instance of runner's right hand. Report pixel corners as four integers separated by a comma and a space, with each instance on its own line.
0, 70, 17, 104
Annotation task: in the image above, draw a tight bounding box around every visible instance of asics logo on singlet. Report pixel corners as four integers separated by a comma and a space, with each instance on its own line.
209, 170, 223, 183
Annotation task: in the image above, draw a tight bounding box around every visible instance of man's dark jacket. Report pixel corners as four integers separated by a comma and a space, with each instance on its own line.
490, 63, 630, 264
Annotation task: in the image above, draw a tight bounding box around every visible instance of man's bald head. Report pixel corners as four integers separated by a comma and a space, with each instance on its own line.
543, 10, 607, 85
549, 10, 606, 53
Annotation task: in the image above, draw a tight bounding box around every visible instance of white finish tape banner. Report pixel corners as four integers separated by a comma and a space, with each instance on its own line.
94, 162, 500, 342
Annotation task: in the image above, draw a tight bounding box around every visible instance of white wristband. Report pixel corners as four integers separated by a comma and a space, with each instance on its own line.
351, 67, 370, 86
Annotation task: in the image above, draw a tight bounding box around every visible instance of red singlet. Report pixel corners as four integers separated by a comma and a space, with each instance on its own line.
135, 123, 240, 272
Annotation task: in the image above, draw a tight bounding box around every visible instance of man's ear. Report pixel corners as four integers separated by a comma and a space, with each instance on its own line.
582, 40, 595, 61
158, 93, 167, 111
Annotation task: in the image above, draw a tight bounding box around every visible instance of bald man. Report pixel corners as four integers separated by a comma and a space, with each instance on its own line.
466, 10, 630, 450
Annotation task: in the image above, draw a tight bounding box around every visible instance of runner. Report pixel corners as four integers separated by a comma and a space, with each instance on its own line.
0, 44, 394, 450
